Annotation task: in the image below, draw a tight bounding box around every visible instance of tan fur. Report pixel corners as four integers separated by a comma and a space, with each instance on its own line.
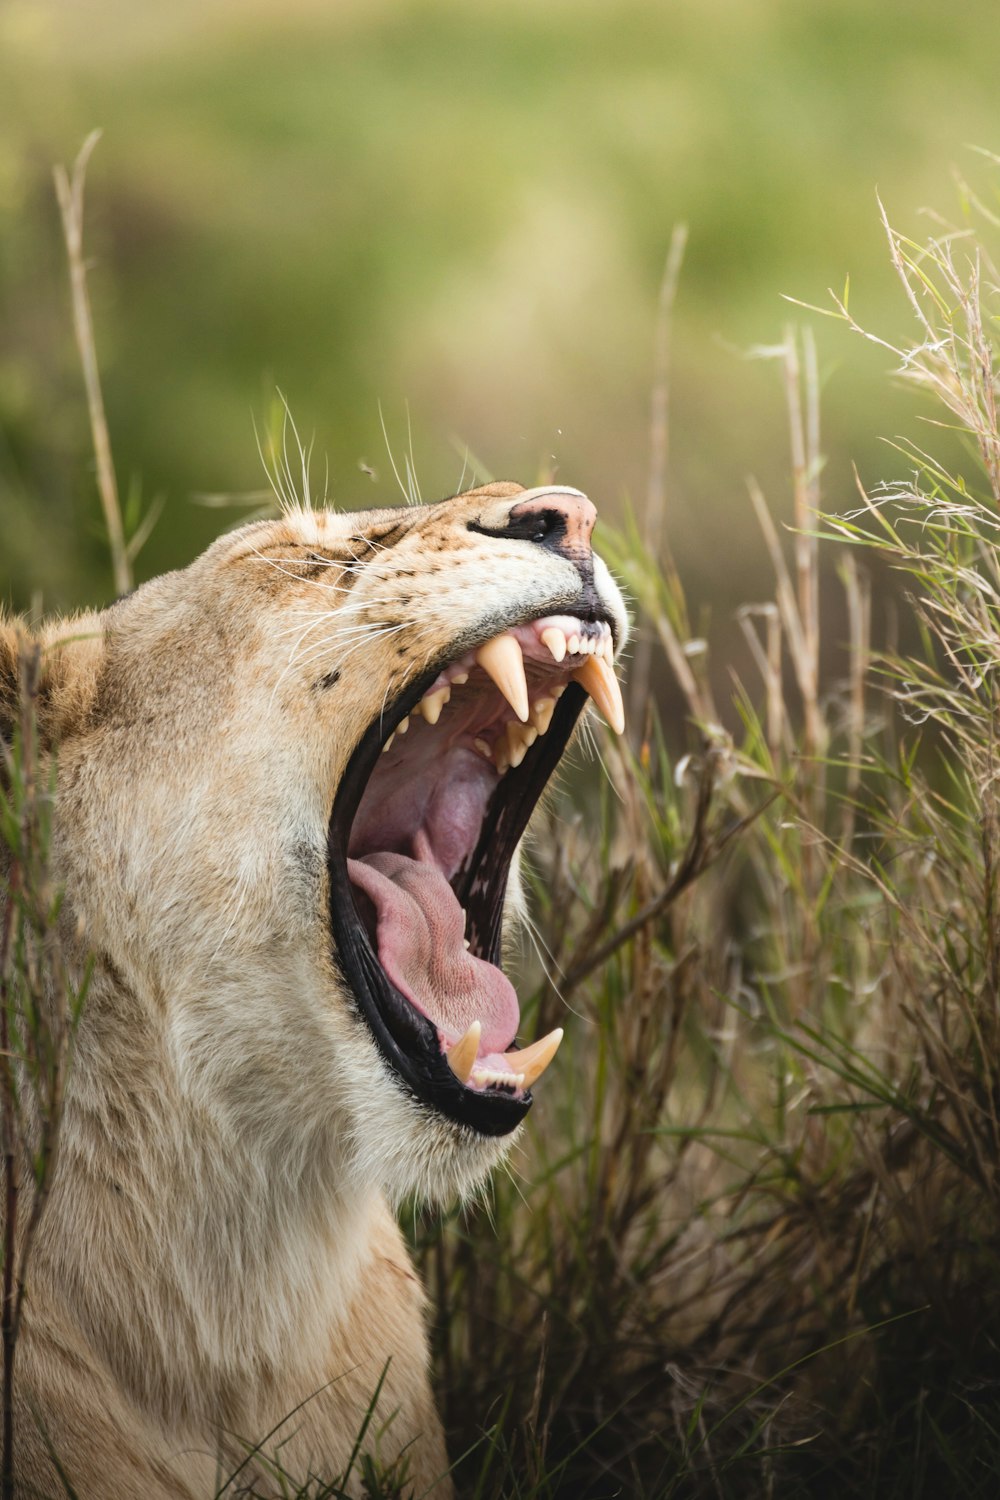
0, 484, 627, 1498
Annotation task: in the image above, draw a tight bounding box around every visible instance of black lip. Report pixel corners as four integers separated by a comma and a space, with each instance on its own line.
326, 648, 589, 1138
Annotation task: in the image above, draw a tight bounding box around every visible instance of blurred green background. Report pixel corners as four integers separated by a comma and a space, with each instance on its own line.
2, 0, 1000, 616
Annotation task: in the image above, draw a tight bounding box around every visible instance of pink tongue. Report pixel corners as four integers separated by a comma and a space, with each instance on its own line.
347, 852, 519, 1053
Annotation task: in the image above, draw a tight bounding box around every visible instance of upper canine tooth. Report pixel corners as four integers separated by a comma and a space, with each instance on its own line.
446, 1020, 481, 1085
420, 685, 451, 725
540, 627, 567, 664
475, 634, 529, 722
574, 655, 625, 735
504, 1027, 564, 1089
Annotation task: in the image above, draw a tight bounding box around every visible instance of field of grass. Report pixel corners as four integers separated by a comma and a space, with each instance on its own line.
399, 180, 1000, 1496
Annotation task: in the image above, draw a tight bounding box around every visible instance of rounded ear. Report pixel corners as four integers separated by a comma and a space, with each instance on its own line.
0, 615, 104, 750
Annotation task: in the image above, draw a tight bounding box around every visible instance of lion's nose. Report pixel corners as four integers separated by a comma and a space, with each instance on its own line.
507, 486, 597, 556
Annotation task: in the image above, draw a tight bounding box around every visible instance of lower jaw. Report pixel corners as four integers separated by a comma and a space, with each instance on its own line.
326, 683, 587, 1138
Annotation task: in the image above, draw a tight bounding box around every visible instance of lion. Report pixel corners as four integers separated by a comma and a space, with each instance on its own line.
0, 481, 628, 1498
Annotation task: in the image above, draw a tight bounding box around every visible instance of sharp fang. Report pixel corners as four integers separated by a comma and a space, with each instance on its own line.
532, 697, 557, 735
420, 685, 451, 725
574, 655, 626, 736
505, 1027, 564, 1088
540, 626, 567, 664
446, 1020, 481, 1085
397, 715, 410, 734
382, 731, 395, 753
476, 634, 529, 722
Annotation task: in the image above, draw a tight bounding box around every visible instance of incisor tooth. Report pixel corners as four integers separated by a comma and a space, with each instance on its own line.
540, 627, 567, 664
446, 1020, 481, 1085
420, 685, 451, 725
574, 654, 626, 736
568, 633, 581, 656
476, 634, 529, 722
504, 1027, 564, 1088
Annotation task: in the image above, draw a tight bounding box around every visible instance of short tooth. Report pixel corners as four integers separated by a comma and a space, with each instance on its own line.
382, 731, 395, 753
446, 1020, 481, 1085
532, 697, 556, 735
574, 655, 626, 736
540, 626, 567, 664
463, 938, 471, 950
475, 634, 529, 722
506, 721, 537, 769
567, 633, 581, 656
420, 685, 451, 726
474, 737, 493, 761
494, 737, 511, 774
397, 715, 410, 734
504, 1027, 564, 1088
451, 670, 469, 686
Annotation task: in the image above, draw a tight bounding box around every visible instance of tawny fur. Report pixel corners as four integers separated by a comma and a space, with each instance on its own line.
0, 483, 627, 1498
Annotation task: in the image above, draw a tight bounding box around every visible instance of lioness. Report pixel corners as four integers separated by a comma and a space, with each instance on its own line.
0, 481, 627, 1498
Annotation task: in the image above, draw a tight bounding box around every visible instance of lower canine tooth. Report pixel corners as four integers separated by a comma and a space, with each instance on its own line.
446, 1020, 481, 1085
574, 655, 626, 736
504, 1027, 564, 1088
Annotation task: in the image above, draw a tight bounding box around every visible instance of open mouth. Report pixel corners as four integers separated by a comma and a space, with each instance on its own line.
326, 613, 624, 1137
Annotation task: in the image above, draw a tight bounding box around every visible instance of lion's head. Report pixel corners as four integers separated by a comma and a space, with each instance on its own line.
2, 481, 627, 1207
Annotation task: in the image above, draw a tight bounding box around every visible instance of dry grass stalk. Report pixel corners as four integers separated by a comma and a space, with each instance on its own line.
53, 132, 132, 599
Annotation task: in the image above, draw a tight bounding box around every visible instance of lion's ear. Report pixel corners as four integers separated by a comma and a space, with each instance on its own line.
39, 618, 105, 745
0, 615, 104, 749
